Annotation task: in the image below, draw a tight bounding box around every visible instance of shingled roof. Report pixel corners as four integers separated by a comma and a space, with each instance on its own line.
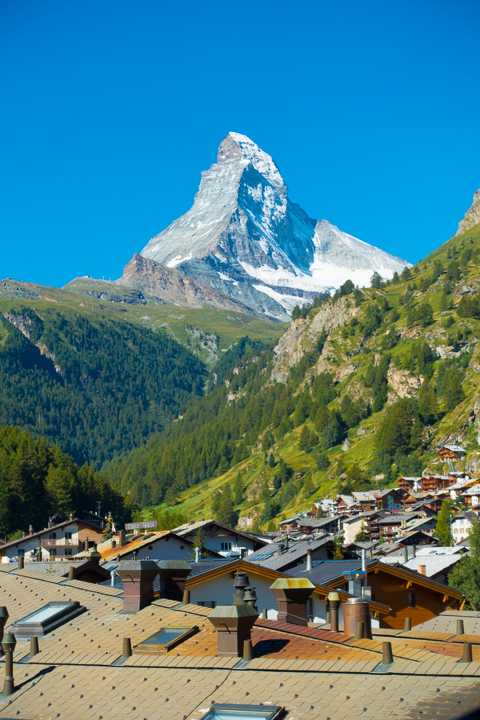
0, 562, 479, 720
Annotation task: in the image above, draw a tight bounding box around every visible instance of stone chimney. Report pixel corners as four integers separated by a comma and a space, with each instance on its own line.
115, 560, 159, 613
208, 604, 258, 656
270, 578, 315, 626
419, 564, 427, 576
157, 560, 192, 602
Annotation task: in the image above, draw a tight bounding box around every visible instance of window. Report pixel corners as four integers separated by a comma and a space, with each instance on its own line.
65, 532, 72, 540
11, 601, 86, 637
199, 705, 285, 720
409, 593, 416, 608
134, 626, 199, 654
65, 549, 72, 556
221, 542, 233, 551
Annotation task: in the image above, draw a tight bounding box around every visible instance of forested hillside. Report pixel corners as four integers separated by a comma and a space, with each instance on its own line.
0, 426, 134, 537
0, 305, 205, 465
104, 221, 480, 530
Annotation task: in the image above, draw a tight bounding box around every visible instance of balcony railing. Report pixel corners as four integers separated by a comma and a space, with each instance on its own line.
41, 539, 78, 548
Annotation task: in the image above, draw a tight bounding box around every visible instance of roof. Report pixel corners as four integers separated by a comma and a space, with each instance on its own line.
336, 494, 359, 507
441, 444, 467, 452
460, 485, 480, 496
245, 537, 333, 572
351, 491, 376, 502
342, 510, 383, 525
288, 559, 367, 585
415, 608, 480, 633
172, 519, 268, 547
403, 554, 464, 578
100, 530, 198, 561
0, 517, 103, 550
1, 564, 480, 719
451, 511, 478, 523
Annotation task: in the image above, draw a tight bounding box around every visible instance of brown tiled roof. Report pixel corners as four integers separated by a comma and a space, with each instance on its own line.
1, 566, 480, 719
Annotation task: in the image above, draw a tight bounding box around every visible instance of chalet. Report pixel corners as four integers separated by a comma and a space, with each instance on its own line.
173, 519, 267, 556
399, 516, 437, 537
0, 517, 104, 562
288, 515, 342, 535
312, 499, 337, 517
450, 510, 478, 542
342, 511, 384, 544
400, 529, 438, 547
335, 494, 360, 515
369, 488, 404, 511
350, 491, 378, 512
291, 558, 464, 629
184, 558, 389, 625
398, 474, 454, 493
278, 513, 305, 532
99, 530, 207, 563
438, 444, 467, 460
403, 491, 434, 507
459, 484, 480, 508
403, 550, 464, 584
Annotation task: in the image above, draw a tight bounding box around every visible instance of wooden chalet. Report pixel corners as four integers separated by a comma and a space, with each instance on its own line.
438, 444, 467, 461
324, 560, 464, 629
398, 474, 455, 494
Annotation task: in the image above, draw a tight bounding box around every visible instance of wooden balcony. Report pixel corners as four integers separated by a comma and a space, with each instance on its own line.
41, 539, 78, 548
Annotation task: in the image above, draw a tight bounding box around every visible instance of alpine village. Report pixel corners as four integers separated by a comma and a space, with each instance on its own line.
2, 131, 480, 720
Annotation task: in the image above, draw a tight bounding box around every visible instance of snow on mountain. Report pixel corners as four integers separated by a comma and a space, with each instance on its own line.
141, 132, 411, 318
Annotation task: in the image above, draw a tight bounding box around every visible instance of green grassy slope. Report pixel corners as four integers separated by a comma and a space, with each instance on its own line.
105, 222, 480, 530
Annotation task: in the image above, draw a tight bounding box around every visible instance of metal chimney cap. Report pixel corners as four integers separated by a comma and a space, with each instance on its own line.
209, 604, 259, 620
327, 591, 341, 602
157, 560, 192, 571
345, 596, 369, 605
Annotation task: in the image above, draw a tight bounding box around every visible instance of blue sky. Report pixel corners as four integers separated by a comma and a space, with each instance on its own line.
1, 0, 479, 287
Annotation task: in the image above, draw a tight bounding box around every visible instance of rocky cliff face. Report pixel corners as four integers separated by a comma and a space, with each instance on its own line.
456, 188, 480, 236
139, 132, 411, 318
117, 253, 266, 316
272, 296, 361, 382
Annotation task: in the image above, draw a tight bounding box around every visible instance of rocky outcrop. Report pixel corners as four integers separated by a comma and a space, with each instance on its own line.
387, 367, 423, 401
3, 313, 62, 374
272, 296, 361, 382
456, 188, 480, 236
116, 254, 265, 317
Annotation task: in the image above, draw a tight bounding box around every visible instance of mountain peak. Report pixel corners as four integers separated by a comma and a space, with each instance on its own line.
217, 132, 284, 192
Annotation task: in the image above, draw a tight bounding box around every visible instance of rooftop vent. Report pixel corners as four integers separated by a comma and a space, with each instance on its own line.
157, 560, 192, 602
208, 604, 258, 657
116, 560, 159, 613
343, 597, 372, 639
269, 578, 315, 627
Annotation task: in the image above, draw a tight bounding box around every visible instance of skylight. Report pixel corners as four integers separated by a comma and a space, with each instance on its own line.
134, 625, 199, 654
199, 705, 284, 720
12, 601, 86, 637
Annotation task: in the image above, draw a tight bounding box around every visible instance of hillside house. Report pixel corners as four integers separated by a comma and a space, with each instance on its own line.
172, 519, 267, 556
336, 495, 360, 515
342, 511, 385, 544
451, 510, 479, 542
438, 444, 467, 460
350, 491, 378, 512
459, 484, 480, 508
398, 474, 454, 494
369, 488, 404, 511
0, 517, 104, 562
98, 530, 206, 563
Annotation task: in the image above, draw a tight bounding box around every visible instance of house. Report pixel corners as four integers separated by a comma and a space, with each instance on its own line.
312, 498, 337, 517
172, 519, 267, 556
0, 517, 104, 562
459, 484, 480, 508
369, 488, 404, 511
342, 510, 386, 543
245, 536, 346, 574
288, 515, 342, 535
350, 491, 378, 512
99, 530, 207, 562
278, 513, 305, 532
399, 516, 437, 537
0, 560, 478, 719
290, 558, 464, 629
438, 444, 467, 460
398, 475, 454, 494
403, 550, 465, 584
335, 494, 360, 515
451, 510, 479, 542
184, 558, 389, 625
399, 529, 438, 547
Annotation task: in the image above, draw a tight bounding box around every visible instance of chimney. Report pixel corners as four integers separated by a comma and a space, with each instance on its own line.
233, 572, 250, 605
86, 544, 101, 566
419, 564, 427, 576
343, 597, 372, 639
208, 604, 258, 657
69, 514, 73, 522
115, 560, 160, 613
118, 530, 126, 548
306, 548, 312, 572
243, 586, 258, 610
28, 526, 33, 537
157, 560, 192, 602
270, 578, 315, 626
327, 591, 341, 632
111, 539, 116, 549
195, 546, 201, 563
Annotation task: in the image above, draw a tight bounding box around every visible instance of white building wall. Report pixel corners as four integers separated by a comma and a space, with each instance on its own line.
123, 538, 193, 562
2, 524, 83, 561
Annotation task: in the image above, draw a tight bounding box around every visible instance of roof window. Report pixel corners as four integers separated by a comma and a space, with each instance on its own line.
12, 601, 86, 637
134, 625, 198, 654
199, 706, 285, 720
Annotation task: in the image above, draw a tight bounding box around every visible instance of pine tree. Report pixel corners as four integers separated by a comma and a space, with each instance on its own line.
216, 485, 238, 527
449, 518, 480, 609
433, 500, 454, 546
333, 536, 344, 559
233, 473, 244, 506
268, 452, 275, 468
102, 512, 115, 540
354, 520, 370, 542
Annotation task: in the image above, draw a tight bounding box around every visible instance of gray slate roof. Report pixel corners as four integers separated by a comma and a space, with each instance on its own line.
287, 559, 372, 585
244, 537, 333, 572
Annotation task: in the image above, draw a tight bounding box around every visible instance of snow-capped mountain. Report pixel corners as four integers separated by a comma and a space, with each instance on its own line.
141, 132, 411, 319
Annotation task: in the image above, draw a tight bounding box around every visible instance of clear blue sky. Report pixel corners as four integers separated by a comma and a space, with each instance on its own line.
1, 0, 479, 287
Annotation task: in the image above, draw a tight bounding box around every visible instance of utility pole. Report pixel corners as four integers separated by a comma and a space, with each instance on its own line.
96, 501, 101, 517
